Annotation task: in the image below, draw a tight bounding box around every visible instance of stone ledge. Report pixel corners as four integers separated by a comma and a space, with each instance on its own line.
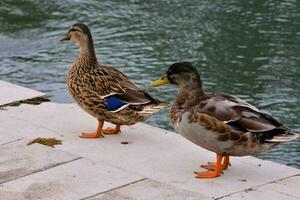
0, 80, 47, 107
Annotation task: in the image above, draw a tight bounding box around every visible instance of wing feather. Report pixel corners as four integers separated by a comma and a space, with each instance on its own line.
83, 65, 158, 107
196, 93, 297, 142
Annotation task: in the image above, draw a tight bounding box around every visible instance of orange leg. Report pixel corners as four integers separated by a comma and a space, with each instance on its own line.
195, 154, 224, 178
201, 155, 231, 171
103, 124, 121, 135
222, 155, 231, 170
80, 120, 104, 139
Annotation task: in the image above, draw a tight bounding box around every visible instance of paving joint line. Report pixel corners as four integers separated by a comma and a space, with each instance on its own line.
213, 174, 300, 200
0, 157, 82, 185
81, 178, 147, 200
0, 138, 24, 146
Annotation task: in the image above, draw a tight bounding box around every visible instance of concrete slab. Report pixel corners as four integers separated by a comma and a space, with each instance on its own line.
254, 175, 300, 199
0, 117, 65, 140
0, 139, 79, 184
0, 158, 144, 200
219, 175, 300, 200
0, 132, 22, 145
59, 124, 300, 198
87, 179, 206, 200
0, 103, 92, 140
220, 188, 299, 200
1, 102, 299, 199
0, 80, 46, 106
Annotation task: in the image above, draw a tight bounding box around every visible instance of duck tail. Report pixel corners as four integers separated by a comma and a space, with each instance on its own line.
153, 102, 168, 109
264, 129, 299, 143
141, 102, 168, 114
142, 91, 165, 105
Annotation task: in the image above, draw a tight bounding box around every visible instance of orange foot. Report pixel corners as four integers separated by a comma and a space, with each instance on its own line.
80, 132, 104, 139
201, 163, 221, 171
195, 154, 229, 179
194, 170, 221, 178
201, 156, 231, 171
103, 125, 121, 135
79, 120, 104, 139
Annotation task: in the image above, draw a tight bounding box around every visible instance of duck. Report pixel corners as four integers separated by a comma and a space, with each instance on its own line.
60, 23, 166, 138
151, 62, 299, 178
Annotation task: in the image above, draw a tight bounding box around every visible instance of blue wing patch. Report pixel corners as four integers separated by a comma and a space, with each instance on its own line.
226, 121, 246, 132
104, 95, 128, 111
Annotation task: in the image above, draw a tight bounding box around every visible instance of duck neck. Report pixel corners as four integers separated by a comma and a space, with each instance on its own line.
175, 80, 205, 109
78, 36, 97, 61
72, 37, 98, 72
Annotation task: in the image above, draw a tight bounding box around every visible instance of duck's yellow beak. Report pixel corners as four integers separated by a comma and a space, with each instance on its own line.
150, 74, 170, 87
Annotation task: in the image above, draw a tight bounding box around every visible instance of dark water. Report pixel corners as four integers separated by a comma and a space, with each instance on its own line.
0, 0, 299, 168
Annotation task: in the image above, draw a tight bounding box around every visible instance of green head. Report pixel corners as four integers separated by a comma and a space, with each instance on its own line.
151, 62, 201, 87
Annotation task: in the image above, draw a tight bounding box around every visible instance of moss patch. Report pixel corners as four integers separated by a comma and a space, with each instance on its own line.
10, 97, 50, 106
27, 137, 62, 148
0, 96, 50, 109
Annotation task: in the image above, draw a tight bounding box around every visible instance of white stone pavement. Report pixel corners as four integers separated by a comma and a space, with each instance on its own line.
0, 80, 299, 200
0, 80, 46, 106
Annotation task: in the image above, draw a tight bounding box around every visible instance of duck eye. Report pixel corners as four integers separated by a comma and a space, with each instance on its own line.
173, 69, 181, 74
168, 68, 178, 75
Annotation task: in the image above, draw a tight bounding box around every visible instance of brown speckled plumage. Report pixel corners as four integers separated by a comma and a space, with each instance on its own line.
64, 23, 165, 127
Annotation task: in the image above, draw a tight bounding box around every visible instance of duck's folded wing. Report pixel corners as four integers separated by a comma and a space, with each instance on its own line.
83, 68, 159, 112
107, 66, 160, 104
206, 93, 282, 131
225, 104, 298, 142
200, 93, 298, 142
230, 106, 281, 131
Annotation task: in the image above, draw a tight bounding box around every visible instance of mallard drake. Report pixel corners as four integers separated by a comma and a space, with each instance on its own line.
60, 23, 165, 138
151, 62, 299, 178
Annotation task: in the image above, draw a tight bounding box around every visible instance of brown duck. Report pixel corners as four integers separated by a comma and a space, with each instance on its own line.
151, 62, 299, 178
60, 23, 165, 138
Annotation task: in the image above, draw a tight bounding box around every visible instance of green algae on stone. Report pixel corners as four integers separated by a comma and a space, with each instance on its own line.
27, 137, 62, 148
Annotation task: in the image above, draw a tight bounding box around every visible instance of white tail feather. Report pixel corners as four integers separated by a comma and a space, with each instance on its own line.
265, 132, 299, 143
140, 103, 168, 114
